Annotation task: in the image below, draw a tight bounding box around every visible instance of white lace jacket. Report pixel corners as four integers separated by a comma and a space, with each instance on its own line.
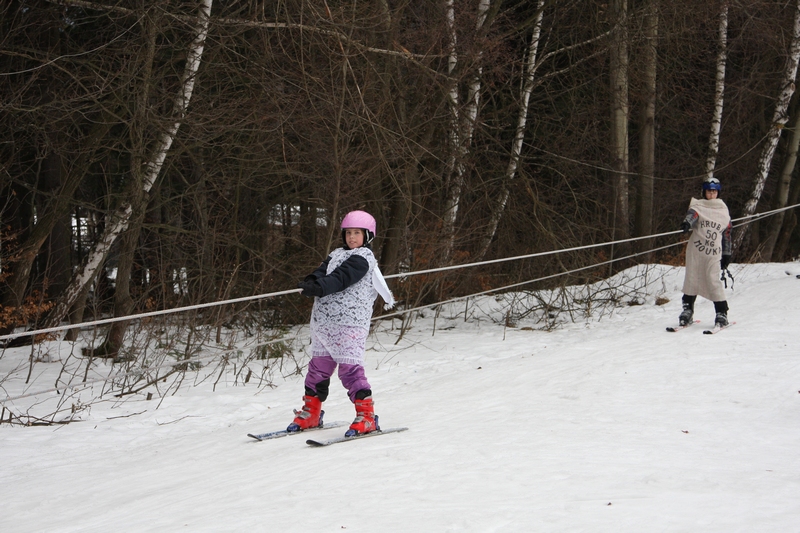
310, 247, 378, 332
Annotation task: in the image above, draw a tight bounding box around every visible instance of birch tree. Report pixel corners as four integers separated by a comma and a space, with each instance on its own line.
442, 0, 463, 263
39, 0, 213, 332
90, 8, 159, 357
476, 0, 546, 260
442, 0, 493, 263
474, 3, 614, 260
734, 0, 800, 252
705, 1, 729, 180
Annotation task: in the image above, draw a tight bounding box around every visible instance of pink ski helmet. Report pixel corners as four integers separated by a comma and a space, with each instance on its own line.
341, 210, 376, 245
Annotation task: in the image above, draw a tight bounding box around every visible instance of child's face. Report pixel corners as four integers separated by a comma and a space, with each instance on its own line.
345, 228, 365, 249
705, 189, 719, 200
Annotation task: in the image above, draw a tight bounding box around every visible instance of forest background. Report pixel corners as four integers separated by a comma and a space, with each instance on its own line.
2, 0, 800, 366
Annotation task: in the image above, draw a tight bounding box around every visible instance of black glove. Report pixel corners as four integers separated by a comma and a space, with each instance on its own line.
680, 221, 691, 233
297, 280, 324, 297
302, 274, 317, 283
720, 255, 731, 270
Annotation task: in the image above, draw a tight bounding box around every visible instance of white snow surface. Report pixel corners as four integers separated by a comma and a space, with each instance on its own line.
1, 262, 799, 532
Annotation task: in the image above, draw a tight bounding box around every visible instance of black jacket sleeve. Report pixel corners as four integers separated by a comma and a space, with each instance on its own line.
304, 258, 331, 283
315, 254, 370, 296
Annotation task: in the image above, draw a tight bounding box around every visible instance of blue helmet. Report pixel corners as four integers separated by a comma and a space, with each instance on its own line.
702, 177, 722, 195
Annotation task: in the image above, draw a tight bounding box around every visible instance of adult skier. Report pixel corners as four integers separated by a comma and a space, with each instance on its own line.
678, 177, 732, 328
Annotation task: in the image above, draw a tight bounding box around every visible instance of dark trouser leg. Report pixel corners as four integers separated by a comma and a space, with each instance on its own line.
682, 294, 697, 308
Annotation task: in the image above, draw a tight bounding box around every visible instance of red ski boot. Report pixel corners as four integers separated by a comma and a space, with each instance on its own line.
345, 397, 379, 437
286, 395, 323, 432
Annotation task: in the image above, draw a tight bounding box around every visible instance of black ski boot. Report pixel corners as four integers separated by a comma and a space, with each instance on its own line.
713, 301, 729, 327
678, 303, 694, 326
679, 295, 697, 326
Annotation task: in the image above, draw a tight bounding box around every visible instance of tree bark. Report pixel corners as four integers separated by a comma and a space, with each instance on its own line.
635, 0, 658, 251
734, 0, 800, 253
705, 1, 729, 180
91, 209, 143, 357
609, 0, 630, 248
774, 173, 800, 259
442, 0, 463, 264
763, 97, 800, 259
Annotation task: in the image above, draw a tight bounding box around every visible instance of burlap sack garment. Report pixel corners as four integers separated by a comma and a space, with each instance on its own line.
682, 197, 730, 302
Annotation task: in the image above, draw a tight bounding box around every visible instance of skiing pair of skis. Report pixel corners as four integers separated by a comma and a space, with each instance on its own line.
248, 418, 408, 447
666, 320, 734, 335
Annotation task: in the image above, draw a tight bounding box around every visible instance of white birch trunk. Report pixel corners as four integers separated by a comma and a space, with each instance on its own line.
41, 0, 213, 330
705, 1, 729, 180
442, 0, 460, 254
476, 0, 545, 259
442, 0, 492, 262
735, 0, 800, 251
463, 0, 492, 151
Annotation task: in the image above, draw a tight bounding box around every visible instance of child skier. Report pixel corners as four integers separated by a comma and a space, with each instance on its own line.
288, 210, 394, 437
678, 176, 732, 327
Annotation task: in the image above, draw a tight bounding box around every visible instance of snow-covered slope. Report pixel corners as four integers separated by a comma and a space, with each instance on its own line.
1, 263, 798, 532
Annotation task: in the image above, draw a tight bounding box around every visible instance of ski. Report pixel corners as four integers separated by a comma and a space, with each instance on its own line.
666, 320, 699, 332
247, 420, 348, 441
306, 426, 409, 447
703, 321, 735, 335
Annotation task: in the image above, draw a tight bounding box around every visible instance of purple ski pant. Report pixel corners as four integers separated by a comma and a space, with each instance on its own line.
304, 355, 371, 403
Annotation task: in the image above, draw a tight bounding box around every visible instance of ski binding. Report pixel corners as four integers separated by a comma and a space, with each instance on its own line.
247, 417, 348, 441
666, 319, 699, 332
703, 321, 735, 335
